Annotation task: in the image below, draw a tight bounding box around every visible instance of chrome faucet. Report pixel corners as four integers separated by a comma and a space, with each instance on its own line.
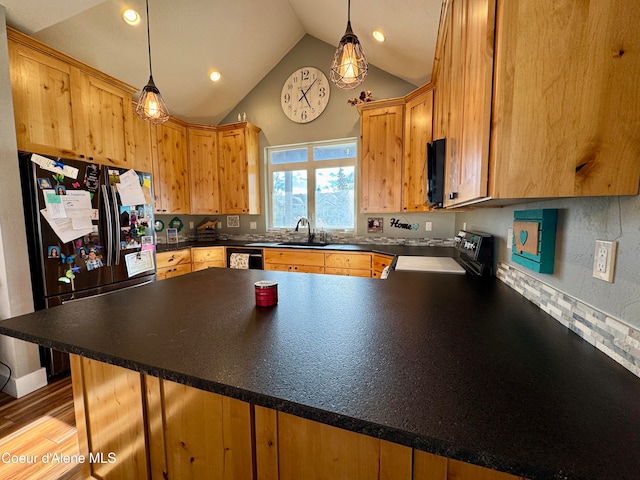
294, 217, 314, 243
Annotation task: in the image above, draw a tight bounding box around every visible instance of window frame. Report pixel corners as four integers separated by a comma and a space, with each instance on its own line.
265, 137, 358, 233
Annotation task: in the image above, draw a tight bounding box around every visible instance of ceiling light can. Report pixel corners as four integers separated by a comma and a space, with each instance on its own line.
122, 9, 140, 26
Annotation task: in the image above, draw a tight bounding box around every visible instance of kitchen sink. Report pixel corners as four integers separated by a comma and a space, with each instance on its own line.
277, 241, 330, 247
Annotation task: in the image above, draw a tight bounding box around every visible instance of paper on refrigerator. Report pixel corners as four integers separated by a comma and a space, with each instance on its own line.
40, 209, 94, 244
115, 169, 146, 206
30, 153, 79, 179
124, 250, 155, 277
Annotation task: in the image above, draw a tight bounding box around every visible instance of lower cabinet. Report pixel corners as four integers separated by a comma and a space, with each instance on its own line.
156, 249, 192, 280
324, 252, 372, 278
264, 248, 325, 274
372, 253, 394, 278
71, 356, 527, 480
191, 246, 225, 271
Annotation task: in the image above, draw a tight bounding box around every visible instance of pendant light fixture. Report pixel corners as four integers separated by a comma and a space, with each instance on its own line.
330, 0, 368, 90
135, 0, 170, 124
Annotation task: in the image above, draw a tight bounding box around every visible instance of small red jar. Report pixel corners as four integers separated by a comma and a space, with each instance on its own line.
255, 280, 278, 307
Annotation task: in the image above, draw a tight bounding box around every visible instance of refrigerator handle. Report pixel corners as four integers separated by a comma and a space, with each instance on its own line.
110, 186, 121, 266
101, 184, 114, 267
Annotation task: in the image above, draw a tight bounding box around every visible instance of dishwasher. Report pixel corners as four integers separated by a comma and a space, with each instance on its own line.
226, 247, 264, 269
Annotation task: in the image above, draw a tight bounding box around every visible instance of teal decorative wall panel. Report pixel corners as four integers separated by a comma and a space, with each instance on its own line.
512, 209, 558, 274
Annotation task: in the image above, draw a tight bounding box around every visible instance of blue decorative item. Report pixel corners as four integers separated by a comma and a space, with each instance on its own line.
512, 209, 558, 274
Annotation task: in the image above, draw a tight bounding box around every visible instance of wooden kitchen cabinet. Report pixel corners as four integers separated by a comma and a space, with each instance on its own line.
188, 125, 221, 214
152, 118, 190, 214
402, 85, 434, 211
372, 253, 394, 279
324, 252, 372, 278
130, 103, 154, 173
264, 249, 325, 274
217, 122, 261, 214
358, 99, 404, 213
156, 249, 192, 280
71, 69, 135, 168
435, 0, 640, 207
191, 246, 225, 270
8, 28, 136, 167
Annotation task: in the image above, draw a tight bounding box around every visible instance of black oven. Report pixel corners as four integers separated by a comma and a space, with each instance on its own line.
226, 247, 264, 269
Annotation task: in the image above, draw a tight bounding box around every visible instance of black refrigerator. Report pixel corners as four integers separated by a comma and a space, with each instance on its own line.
18, 152, 157, 376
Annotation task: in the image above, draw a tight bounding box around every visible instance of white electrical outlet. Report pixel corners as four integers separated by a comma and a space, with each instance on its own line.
463, 222, 467, 230
592, 240, 617, 282
189, 221, 194, 229
250, 221, 257, 230
507, 228, 513, 250
425, 221, 432, 232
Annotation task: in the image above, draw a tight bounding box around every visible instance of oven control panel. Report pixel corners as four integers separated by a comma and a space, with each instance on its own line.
454, 230, 493, 275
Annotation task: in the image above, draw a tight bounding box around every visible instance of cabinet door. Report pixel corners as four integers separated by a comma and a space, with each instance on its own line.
403, 88, 434, 211
153, 120, 190, 213
490, 0, 640, 198
131, 105, 154, 173
71, 69, 134, 167
189, 127, 220, 214
217, 123, 261, 214
8, 41, 79, 157
359, 104, 404, 213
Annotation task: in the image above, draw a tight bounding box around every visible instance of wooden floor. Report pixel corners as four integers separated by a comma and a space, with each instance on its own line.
0, 375, 83, 480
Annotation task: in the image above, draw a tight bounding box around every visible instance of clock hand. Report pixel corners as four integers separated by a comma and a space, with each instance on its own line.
299, 88, 312, 108
298, 78, 318, 103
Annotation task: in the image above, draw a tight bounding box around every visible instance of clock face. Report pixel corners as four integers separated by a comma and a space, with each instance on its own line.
281, 67, 330, 123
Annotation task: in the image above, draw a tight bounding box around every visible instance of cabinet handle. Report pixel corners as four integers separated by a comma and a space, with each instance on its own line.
168, 257, 174, 262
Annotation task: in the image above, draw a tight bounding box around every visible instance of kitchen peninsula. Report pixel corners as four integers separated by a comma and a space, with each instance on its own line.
1, 267, 639, 480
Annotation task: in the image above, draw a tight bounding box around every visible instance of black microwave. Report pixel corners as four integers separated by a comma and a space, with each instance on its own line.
426, 138, 445, 208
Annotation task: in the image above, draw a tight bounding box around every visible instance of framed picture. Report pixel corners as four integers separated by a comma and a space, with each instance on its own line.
227, 215, 240, 228
166, 228, 178, 244
367, 217, 383, 233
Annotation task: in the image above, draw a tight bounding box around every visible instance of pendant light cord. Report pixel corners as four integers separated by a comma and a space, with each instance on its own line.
347, 0, 351, 22
145, 0, 153, 77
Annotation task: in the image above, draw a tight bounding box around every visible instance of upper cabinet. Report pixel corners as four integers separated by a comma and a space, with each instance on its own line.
152, 119, 190, 214
188, 125, 220, 215
8, 28, 136, 168
358, 100, 404, 213
435, 0, 640, 207
402, 85, 434, 212
217, 122, 261, 214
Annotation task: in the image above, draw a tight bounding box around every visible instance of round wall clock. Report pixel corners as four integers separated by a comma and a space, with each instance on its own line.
281, 67, 330, 123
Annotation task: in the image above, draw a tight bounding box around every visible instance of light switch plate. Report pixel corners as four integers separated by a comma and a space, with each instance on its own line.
250, 221, 257, 230
425, 221, 432, 231
507, 228, 513, 250
592, 240, 617, 282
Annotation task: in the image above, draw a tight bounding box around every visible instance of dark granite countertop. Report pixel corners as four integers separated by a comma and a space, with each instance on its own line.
156, 239, 457, 257
1, 268, 639, 480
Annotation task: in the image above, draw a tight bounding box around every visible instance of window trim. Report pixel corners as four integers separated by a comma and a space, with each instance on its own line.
265, 137, 358, 232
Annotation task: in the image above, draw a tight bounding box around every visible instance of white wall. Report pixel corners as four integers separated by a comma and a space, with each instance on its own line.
0, 5, 48, 397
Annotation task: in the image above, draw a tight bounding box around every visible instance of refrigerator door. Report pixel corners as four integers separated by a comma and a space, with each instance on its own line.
19, 152, 114, 307
105, 167, 156, 283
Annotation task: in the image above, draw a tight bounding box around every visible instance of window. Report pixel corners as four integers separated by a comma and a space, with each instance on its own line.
267, 138, 357, 232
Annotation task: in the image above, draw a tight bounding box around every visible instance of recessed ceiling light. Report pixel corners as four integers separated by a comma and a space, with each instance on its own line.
372, 30, 386, 42
122, 9, 140, 26
209, 71, 221, 82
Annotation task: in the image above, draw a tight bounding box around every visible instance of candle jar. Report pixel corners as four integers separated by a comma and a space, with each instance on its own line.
255, 280, 278, 307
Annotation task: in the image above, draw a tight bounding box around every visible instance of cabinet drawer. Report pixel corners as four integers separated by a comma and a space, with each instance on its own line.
265, 264, 325, 274
324, 253, 372, 270
325, 267, 371, 278
156, 249, 192, 269
192, 261, 224, 271
157, 264, 192, 280
373, 254, 394, 271
264, 249, 324, 267
191, 247, 224, 264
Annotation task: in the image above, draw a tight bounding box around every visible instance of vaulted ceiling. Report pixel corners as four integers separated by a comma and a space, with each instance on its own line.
2, 0, 442, 124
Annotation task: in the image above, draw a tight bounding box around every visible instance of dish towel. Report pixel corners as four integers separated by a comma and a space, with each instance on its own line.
229, 253, 250, 269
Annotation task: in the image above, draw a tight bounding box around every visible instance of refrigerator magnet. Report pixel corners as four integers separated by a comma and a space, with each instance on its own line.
85, 250, 104, 271
55, 185, 66, 195
48, 246, 60, 258
38, 178, 52, 189
84, 164, 100, 193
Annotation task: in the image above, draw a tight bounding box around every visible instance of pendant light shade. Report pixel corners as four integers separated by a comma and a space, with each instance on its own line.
136, 0, 170, 124
330, 0, 368, 90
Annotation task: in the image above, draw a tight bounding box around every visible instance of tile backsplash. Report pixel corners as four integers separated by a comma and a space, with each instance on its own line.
497, 262, 640, 378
